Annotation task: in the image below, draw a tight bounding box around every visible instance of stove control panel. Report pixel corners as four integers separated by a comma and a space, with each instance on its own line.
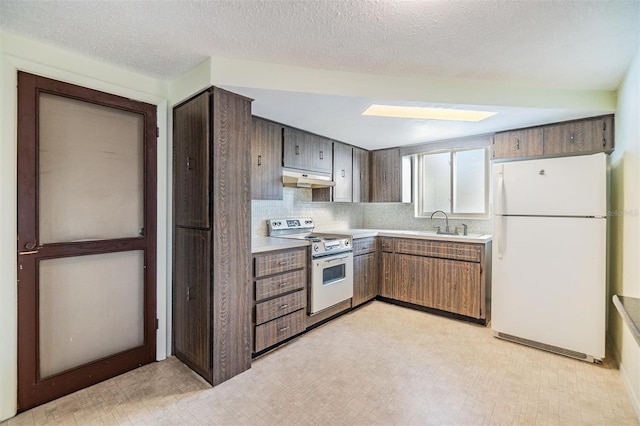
269, 218, 314, 232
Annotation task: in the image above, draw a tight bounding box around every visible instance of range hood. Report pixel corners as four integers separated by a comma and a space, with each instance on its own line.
282, 169, 335, 188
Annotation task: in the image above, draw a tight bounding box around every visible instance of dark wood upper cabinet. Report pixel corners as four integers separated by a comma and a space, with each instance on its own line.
172, 87, 252, 387
332, 142, 353, 202
352, 147, 370, 203
493, 128, 544, 160
283, 127, 333, 174
543, 115, 614, 156
370, 148, 401, 202
493, 115, 614, 160
251, 117, 283, 200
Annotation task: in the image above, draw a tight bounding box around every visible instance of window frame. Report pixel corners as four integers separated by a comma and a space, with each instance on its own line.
414, 146, 490, 219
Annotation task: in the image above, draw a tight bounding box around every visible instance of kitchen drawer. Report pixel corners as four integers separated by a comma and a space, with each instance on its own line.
255, 290, 305, 325
395, 238, 481, 262
254, 248, 306, 278
353, 237, 377, 256
380, 237, 394, 252
255, 309, 305, 352
255, 269, 306, 301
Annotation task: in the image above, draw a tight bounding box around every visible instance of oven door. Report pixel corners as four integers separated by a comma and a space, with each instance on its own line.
309, 252, 354, 315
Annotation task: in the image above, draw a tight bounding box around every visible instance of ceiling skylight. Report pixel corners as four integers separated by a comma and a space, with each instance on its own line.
362, 105, 497, 122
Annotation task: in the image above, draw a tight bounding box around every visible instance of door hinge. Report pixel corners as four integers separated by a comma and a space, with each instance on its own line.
155, 318, 159, 330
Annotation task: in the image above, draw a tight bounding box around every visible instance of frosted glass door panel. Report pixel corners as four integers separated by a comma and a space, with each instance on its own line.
38, 93, 144, 244
39, 251, 145, 378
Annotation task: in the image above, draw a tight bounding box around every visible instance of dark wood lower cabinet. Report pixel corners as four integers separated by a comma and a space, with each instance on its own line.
353, 238, 378, 307
379, 237, 491, 323
173, 228, 211, 378
253, 248, 308, 353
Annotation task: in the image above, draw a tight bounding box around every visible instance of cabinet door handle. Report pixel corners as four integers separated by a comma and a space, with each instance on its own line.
279, 304, 289, 310
295, 145, 300, 155
257, 155, 262, 166
278, 282, 289, 287
514, 139, 520, 150
341, 169, 346, 178
278, 260, 290, 266
319, 150, 324, 160
186, 156, 193, 170
187, 287, 192, 301
278, 326, 290, 333
570, 133, 575, 143
602, 121, 607, 147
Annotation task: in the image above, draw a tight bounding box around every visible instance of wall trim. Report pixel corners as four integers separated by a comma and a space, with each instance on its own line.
608, 331, 640, 421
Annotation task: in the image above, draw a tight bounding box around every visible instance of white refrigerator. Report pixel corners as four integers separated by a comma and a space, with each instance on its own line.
492, 152, 607, 362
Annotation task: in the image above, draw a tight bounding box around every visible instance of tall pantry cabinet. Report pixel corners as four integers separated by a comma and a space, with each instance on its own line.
172, 87, 252, 386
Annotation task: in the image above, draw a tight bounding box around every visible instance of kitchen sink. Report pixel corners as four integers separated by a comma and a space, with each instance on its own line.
385, 230, 491, 241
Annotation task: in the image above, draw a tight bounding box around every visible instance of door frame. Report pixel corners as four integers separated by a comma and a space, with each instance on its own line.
0, 54, 169, 419
16, 72, 159, 410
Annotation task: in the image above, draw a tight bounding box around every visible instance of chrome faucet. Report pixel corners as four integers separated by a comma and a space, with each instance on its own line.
430, 210, 453, 235
430, 210, 468, 236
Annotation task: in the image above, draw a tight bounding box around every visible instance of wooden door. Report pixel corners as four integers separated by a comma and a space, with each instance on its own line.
173, 92, 210, 228
543, 116, 614, 156
283, 127, 311, 171
310, 135, 333, 174
352, 147, 370, 202
397, 254, 434, 306
16, 72, 157, 410
251, 117, 283, 200
173, 228, 211, 379
379, 252, 396, 298
371, 148, 401, 202
433, 259, 481, 317
492, 128, 543, 159
333, 142, 353, 202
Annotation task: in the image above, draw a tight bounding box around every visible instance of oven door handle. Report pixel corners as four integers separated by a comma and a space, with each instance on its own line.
323, 255, 350, 263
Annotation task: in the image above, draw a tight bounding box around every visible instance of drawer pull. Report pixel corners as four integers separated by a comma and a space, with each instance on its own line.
278, 326, 290, 333
278, 261, 290, 266
278, 282, 289, 287
279, 304, 289, 310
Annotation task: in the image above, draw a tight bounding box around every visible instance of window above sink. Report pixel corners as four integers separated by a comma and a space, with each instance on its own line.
414, 145, 490, 219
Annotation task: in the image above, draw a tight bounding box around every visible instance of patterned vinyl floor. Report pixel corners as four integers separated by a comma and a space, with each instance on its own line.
4, 301, 639, 425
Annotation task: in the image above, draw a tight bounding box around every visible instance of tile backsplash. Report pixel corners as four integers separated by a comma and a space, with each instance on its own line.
251, 188, 364, 236
362, 202, 494, 235
251, 188, 493, 236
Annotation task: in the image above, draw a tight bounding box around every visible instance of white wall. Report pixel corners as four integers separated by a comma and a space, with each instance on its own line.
0, 32, 170, 421
609, 43, 640, 419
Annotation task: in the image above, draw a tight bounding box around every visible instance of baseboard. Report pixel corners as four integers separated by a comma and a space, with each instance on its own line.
608, 332, 640, 421
619, 362, 640, 421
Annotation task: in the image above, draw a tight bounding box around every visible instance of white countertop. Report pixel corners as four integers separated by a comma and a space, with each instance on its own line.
252, 236, 310, 254
349, 229, 493, 244
252, 229, 493, 253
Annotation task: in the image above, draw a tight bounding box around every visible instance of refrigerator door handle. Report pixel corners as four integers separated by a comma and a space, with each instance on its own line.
496, 166, 504, 259
496, 165, 504, 215
496, 215, 504, 259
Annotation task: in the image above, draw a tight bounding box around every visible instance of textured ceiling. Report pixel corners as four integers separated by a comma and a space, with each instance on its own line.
1, 0, 639, 148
